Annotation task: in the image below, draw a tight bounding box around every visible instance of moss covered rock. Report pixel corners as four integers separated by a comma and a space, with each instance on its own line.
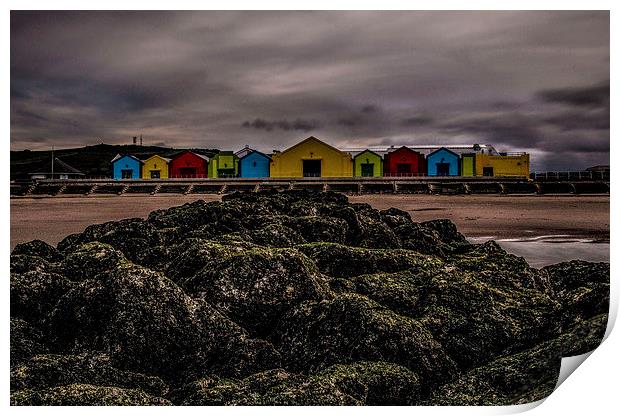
273, 294, 458, 389
12, 239, 63, 262
183, 247, 331, 336
11, 353, 168, 396
11, 383, 171, 405
297, 242, 442, 278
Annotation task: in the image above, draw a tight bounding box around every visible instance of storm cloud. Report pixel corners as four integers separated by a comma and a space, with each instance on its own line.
11, 11, 609, 170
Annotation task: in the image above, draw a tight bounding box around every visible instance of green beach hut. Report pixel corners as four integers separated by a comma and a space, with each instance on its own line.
208, 151, 239, 178
353, 149, 383, 177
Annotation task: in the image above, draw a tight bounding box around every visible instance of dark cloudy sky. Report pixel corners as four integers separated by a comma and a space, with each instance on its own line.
11, 11, 609, 170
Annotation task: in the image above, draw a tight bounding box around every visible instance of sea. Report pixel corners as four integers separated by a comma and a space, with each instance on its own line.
467, 235, 610, 268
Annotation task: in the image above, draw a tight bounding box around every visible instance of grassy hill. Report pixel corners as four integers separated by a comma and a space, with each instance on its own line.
10, 144, 219, 180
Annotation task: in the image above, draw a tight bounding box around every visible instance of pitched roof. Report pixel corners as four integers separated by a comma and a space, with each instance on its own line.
111, 154, 143, 164
239, 149, 272, 161
170, 150, 210, 162
29, 157, 84, 175
142, 154, 172, 163
352, 149, 383, 159
277, 136, 352, 157
427, 147, 460, 158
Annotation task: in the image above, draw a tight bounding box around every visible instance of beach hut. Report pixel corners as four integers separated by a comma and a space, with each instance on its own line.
111, 154, 143, 180
169, 150, 210, 178
208, 151, 239, 178
427, 147, 460, 176
238, 149, 271, 178
270, 136, 353, 178
141, 155, 171, 179
29, 157, 85, 180
474, 153, 529, 177
353, 150, 383, 177
383, 146, 426, 177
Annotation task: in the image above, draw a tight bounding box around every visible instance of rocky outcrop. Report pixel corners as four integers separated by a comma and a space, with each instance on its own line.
10, 190, 609, 405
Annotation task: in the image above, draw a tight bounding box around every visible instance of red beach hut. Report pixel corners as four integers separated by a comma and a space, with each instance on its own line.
383, 146, 426, 176
169, 150, 210, 178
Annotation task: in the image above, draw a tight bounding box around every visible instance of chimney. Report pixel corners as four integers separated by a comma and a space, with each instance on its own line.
132, 136, 137, 145
140, 134, 143, 146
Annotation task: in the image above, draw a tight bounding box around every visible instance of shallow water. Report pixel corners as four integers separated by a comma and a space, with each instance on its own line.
467, 235, 610, 268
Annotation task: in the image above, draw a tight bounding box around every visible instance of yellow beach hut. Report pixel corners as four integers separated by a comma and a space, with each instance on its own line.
141, 155, 171, 179
270, 136, 353, 178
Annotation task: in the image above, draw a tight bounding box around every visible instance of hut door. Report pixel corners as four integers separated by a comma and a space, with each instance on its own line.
436, 163, 450, 176
121, 169, 133, 179
361, 163, 374, 177
180, 167, 196, 178
303, 160, 321, 177
483, 167, 494, 177
150, 170, 161, 179
397, 163, 411, 175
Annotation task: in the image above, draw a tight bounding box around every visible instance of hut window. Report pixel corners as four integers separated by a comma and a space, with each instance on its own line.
253, 161, 257, 167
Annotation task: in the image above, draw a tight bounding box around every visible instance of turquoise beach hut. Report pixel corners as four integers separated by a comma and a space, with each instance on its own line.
427, 147, 460, 176
111, 154, 143, 179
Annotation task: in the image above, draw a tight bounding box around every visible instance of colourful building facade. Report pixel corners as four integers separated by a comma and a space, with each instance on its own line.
209, 151, 239, 178
474, 153, 530, 177
169, 150, 210, 178
239, 150, 271, 178
353, 150, 383, 177
383, 146, 426, 176
427, 147, 460, 176
141, 155, 170, 179
112, 155, 142, 180
270, 136, 353, 178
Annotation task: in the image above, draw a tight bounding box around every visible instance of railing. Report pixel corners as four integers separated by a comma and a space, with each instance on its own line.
530, 171, 609, 181
383, 172, 428, 177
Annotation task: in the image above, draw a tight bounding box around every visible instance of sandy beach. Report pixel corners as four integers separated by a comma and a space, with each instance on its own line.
10, 194, 609, 249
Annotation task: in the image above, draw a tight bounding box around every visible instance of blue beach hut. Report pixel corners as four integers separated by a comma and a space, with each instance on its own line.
111, 154, 143, 179
427, 147, 460, 176
238, 149, 272, 178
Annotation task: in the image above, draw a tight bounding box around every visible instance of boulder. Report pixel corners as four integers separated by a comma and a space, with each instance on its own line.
11, 318, 48, 367
183, 247, 331, 336
10, 384, 171, 406
297, 242, 443, 279
11, 353, 168, 397
12, 240, 63, 262
11, 271, 74, 324
46, 263, 274, 382
273, 294, 458, 390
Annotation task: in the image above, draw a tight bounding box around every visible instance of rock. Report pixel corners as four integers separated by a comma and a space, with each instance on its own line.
11, 271, 74, 324
10, 384, 171, 405
165, 238, 258, 283
449, 240, 549, 291
10, 254, 50, 274
248, 223, 307, 247
11, 318, 48, 367
394, 219, 469, 256
183, 247, 331, 336
314, 361, 421, 405
380, 207, 413, 228
11, 353, 168, 397
12, 240, 63, 262
46, 263, 273, 382
273, 294, 458, 390
284, 216, 349, 244
177, 368, 360, 405
427, 339, 561, 405
8, 190, 610, 405
297, 242, 443, 278
58, 242, 128, 282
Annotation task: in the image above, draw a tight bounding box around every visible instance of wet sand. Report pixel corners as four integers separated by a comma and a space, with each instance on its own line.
10, 194, 609, 249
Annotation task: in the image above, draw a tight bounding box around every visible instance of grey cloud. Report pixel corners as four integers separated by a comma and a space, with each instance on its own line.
10, 10, 609, 169
242, 118, 321, 132
537, 81, 610, 107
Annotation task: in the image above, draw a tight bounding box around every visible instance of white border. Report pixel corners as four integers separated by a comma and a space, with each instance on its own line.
4, 2, 617, 415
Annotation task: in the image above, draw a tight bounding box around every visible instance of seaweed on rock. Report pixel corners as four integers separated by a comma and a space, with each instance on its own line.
9, 190, 609, 406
